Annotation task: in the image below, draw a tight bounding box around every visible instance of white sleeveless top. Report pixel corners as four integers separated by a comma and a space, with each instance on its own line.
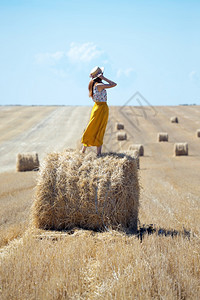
92, 85, 107, 102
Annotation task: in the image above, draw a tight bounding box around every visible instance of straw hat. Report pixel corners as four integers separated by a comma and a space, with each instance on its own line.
89, 66, 104, 80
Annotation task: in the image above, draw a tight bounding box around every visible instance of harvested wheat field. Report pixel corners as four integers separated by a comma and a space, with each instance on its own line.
0, 105, 200, 299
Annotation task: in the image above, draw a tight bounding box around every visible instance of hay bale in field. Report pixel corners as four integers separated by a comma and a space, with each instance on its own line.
116, 123, 124, 130
16, 152, 39, 172
174, 143, 188, 156
117, 132, 127, 141
157, 132, 168, 142
170, 116, 178, 123
196, 129, 200, 138
129, 144, 144, 156
31, 150, 140, 232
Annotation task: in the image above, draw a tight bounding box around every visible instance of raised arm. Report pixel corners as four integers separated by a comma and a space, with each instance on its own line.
96, 74, 117, 91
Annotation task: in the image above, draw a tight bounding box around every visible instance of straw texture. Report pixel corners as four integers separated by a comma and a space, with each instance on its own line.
170, 116, 178, 123
116, 123, 124, 130
16, 152, 39, 172
117, 132, 127, 141
174, 143, 188, 156
31, 150, 140, 231
123, 150, 140, 169
158, 133, 168, 142
129, 144, 144, 156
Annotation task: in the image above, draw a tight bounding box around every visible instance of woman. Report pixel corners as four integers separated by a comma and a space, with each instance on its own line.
81, 66, 117, 156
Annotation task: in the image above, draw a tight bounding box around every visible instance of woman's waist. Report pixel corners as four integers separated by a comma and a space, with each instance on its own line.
94, 101, 107, 105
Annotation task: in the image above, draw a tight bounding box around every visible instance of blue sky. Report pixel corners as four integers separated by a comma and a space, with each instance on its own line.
0, 0, 200, 106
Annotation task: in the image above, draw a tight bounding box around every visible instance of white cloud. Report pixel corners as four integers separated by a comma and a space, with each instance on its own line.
116, 67, 134, 78
189, 70, 199, 83
67, 42, 104, 63
34, 43, 106, 81
35, 51, 65, 65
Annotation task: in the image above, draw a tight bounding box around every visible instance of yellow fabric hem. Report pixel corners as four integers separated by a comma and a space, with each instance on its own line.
81, 102, 109, 147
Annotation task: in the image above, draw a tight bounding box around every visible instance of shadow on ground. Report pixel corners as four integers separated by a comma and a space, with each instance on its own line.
136, 223, 191, 242
35, 224, 191, 243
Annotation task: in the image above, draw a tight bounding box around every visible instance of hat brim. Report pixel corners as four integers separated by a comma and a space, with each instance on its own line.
90, 66, 104, 80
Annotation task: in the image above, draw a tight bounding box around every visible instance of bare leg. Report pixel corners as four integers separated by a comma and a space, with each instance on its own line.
82, 146, 87, 153
97, 145, 102, 156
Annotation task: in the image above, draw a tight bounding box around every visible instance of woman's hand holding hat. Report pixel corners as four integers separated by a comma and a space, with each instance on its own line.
97, 73, 104, 79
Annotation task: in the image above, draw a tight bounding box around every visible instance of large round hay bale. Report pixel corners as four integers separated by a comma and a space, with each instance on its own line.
116, 123, 124, 130
16, 152, 39, 172
129, 144, 144, 156
31, 150, 140, 232
196, 129, 200, 138
174, 143, 188, 156
117, 132, 127, 141
170, 116, 178, 123
157, 132, 168, 142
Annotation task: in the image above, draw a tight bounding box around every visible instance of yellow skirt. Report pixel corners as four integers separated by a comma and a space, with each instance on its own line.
81, 102, 109, 147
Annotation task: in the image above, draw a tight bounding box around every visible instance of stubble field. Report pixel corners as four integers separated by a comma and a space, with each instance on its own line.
0, 105, 200, 299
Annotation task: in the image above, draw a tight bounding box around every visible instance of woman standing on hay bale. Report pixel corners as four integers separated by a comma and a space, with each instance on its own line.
81, 66, 117, 156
